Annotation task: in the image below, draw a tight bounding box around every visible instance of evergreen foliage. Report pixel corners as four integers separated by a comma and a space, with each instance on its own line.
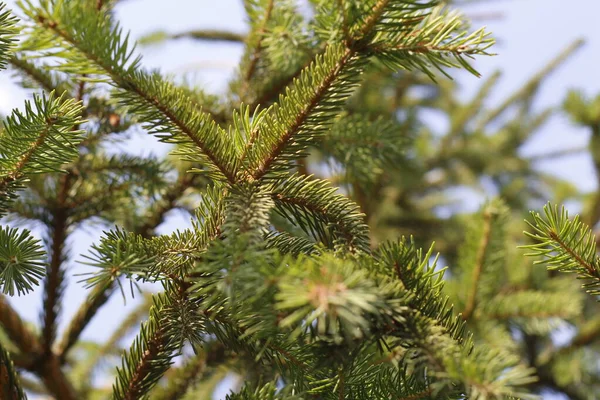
0, 0, 597, 399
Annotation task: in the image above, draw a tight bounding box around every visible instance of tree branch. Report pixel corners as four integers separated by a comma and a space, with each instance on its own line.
461, 209, 493, 320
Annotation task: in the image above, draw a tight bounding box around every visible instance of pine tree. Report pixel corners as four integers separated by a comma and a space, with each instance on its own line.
0, 0, 597, 399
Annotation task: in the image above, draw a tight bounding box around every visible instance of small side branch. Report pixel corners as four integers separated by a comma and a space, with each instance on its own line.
462, 209, 493, 320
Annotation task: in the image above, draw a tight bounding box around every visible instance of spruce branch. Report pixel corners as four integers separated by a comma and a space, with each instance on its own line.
73, 294, 153, 391
0, 227, 46, 296
485, 290, 582, 320
0, 295, 40, 354
0, 93, 84, 215
56, 281, 114, 362
244, 1, 491, 180
112, 284, 201, 400
0, 3, 17, 69
270, 174, 370, 253
149, 342, 226, 400
23, 0, 239, 183
461, 207, 493, 320
244, 0, 274, 84
523, 203, 600, 297
0, 342, 27, 400
245, 43, 365, 180
9, 54, 73, 95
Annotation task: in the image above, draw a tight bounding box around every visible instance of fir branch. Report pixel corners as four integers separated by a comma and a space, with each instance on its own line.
73, 294, 153, 391
270, 174, 370, 253
0, 93, 84, 216
461, 207, 493, 320
0, 295, 40, 354
113, 287, 196, 400
243, 0, 274, 91
246, 44, 364, 180
9, 54, 73, 95
58, 175, 209, 364
56, 281, 113, 362
106, 190, 224, 397
35, 354, 77, 400
485, 290, 582, 320
244, 1, 491, 180
0, 340, 27, 400
0, 3, 18, 70
0, 227, 46, 296
249, 54, 315, 109
522, 203, 600, 297
25, 1, 239, 183
149, 342, 226, 400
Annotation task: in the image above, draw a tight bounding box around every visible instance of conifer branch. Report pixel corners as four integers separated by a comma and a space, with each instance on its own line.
0, 342, 26, 400
248, 45, 360, 180
0, 93, 84, 216
149, 342, 226, 400
461, 208, 492, 320
74, 294, 152, 387
271, 176, 370, 252
58, 175, 204, 363
249, 54, 315, 109
244, 0, 274, 84
113, 285, 197, 400
9, 55, 72, 95
245, 1, 490, 180
56, 281, 113, 362
168, 29, 245, 43
0, 4, 17, 69
523, 204, 600, 297
0, 296, 40, 354
0, 296, 77, 400
27, 3, 239, 183
35, 354, 77, 400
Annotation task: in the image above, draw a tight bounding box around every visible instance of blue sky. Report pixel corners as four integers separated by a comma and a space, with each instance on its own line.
1, 0, 599, 398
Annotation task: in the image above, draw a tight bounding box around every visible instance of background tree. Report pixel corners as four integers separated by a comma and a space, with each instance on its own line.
0, 0, 599, 399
